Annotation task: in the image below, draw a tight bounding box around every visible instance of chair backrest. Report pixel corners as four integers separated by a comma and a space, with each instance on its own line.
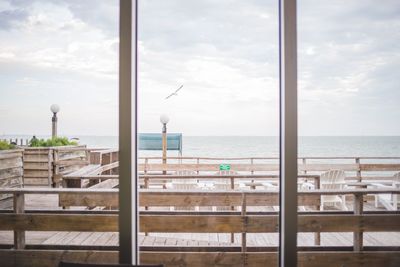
172, 182, 198, 190
213, 170, 238, 187
393, 172, 400, 187
59, 262, 163, 267
320, 170, 346, 190
173, 170, 197, 184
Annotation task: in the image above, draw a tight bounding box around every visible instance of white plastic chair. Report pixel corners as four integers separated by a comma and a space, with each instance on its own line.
170, 170, 199, 211
212, 170, 239, 211
213, 170, 239, 190
303, 170, 348, 211
319, 170, 348, 210
374, 172, 400, 210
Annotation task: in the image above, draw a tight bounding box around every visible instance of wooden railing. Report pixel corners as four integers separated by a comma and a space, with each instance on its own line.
63, 173, 321, 190
0, 188, 399, 266
138, 156, 400, 181
60, 155, 400, 188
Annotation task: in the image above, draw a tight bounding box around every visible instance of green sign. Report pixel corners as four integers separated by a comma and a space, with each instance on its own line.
219, 164, 231, 171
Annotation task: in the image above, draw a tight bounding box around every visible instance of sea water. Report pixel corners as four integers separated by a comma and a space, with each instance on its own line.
3, 135, 400, 158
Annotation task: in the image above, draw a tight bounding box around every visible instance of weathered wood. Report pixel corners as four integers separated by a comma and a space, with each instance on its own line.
23, 146, 88, 187
0, 250, 400, 267
1, 213, 399, 233
13, 193, 25, 249
0, 150, 23, 201
353, 193, 363, 251
58, 191, 320, 208
0, 214, 118, 231
0, 249, 118, 267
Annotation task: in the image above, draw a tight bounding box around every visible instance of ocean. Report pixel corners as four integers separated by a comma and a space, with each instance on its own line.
2, 135, 400, 158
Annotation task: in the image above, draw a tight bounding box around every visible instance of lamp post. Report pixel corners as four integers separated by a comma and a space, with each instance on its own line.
160, 114, 169, 175
50, 104, 60, 138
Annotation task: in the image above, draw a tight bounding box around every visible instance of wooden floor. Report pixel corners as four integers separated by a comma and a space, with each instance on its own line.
1, 193, 399, 248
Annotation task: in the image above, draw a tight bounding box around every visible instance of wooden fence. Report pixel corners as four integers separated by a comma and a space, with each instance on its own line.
23, 146, 89, 187
0, 188, 399, 266
0, 150, 23, 202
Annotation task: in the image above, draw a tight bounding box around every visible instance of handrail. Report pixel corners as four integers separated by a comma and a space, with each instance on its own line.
1, 187, 400, 253
137, 156, 400, 160
0, 188, 399, 195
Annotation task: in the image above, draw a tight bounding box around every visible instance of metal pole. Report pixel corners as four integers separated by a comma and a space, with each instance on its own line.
162, 123, 167, 175
51, 113, 57, 138
119, 0, 138, 264
279, 0, 298, 266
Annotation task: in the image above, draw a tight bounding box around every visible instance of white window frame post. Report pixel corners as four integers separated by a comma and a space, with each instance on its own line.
279, 0, 298, 266
119, 0, 139, 264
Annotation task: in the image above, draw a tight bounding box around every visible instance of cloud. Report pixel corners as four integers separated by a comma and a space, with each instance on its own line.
0, 0, 399, 136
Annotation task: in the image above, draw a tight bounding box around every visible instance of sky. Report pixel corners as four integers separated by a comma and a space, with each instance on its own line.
0, 0, 399, 136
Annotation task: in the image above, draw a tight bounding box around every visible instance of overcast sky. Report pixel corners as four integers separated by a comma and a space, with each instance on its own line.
0, 0, 399, 136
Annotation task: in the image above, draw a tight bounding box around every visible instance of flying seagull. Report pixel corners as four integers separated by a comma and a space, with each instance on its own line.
165, 85, 183, 100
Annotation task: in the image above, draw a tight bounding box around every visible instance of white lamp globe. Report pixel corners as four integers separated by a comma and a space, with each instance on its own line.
50, 104, 60, 114
160, 114, 169, 124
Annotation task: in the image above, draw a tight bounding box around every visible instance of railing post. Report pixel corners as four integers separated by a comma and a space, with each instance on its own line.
314, 175, 321, 245
230, 176, 235, 243
13, 192, 25, 249
50, 149, 56, 187
353, 192, 363, 251
144, 158, 148, 174
355, 158, 361, 182
241, 193, 247, 267
302, 158, 307, 174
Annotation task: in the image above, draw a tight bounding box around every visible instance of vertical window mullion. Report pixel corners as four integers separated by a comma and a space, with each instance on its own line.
279, 0, 298, 266
119, 0, 139, 264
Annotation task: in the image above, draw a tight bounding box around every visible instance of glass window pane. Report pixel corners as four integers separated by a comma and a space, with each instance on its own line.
298, 0, 400, 264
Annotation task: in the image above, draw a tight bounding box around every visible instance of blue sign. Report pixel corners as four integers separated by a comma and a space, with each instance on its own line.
139, 133, 182, 153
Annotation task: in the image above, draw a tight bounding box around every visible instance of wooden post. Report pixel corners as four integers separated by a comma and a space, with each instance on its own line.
302, 158, 307, 174
241, 193, 247, 252
230, 176, 235, 243
50, 149, 55, 187
144, 158, 148, 174
196, 158, 200, 175
250, 158, 254, 175
355, 158, 361, 182
13, 193, 25, 249
241, 193, 247, 267
314, 175, 321, 246
353, 193, 363, 251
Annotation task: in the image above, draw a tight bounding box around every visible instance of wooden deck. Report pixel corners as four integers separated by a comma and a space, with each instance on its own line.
1, 192, 399, 249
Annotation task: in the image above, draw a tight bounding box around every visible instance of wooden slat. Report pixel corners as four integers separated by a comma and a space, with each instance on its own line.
0, 214, 118, 231
1, 214, 399, 233
59, 191, 320, 207
360, 164, 400, 171
0, 150, 23, 160
0, 187, 399, 195
0, 250, 399, 267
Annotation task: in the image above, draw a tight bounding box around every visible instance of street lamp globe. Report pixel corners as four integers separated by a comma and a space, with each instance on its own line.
160, 114, 169, 125
50, 104, 60, 114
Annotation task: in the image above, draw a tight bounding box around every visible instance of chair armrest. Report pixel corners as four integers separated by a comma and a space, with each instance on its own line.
299, 181, 314, 190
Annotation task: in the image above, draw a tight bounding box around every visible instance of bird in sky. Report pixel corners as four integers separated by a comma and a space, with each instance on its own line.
165, 85, 183, 100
